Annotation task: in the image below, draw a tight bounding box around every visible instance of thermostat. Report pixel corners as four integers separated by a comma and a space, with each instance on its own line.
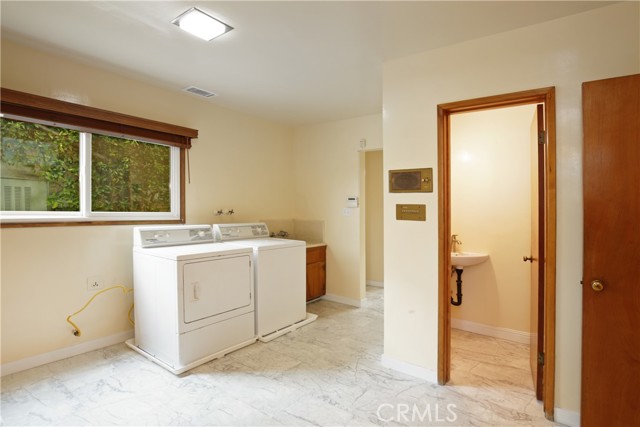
346, 196, 359, 208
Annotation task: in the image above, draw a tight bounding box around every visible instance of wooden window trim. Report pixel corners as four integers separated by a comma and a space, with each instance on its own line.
1, 88, 197, 148
0, 88, 197, 228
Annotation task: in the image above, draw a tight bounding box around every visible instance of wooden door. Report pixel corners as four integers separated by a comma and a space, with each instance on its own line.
581, 74, 640, 427
529, 104, 545, 400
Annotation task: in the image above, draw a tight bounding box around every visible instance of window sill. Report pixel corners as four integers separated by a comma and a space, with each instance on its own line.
1, 215, 184, 228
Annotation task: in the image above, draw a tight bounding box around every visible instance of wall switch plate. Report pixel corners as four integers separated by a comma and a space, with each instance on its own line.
87, 275, 105, 291
342, 208, 352, 216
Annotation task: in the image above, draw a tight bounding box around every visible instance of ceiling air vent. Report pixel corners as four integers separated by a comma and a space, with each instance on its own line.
183, 86, 217, 98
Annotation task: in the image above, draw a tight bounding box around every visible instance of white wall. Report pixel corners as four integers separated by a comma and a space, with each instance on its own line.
383, 2, 639, 416
292, 114, 382, 303
0, 39, 295, 365
450, 105, 535, 333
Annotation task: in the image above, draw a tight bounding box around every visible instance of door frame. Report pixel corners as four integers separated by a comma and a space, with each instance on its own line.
436, 87, 557, 419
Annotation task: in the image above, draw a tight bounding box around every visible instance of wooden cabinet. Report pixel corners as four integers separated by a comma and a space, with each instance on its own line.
306, 245, 326, 301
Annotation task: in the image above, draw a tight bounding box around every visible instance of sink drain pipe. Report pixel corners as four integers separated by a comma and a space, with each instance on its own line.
451, 268, 464, 306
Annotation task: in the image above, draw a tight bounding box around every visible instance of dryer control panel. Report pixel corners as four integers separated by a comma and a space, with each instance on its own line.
213, 223, 270, 241
134, 225, 215, 248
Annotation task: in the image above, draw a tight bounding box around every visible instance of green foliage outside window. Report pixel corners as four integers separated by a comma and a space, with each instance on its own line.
1, 117, 172, 213
92, 134, 171, 212
1, 118, 80, 211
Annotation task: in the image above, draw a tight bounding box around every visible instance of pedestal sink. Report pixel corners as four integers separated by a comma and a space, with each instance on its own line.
450, 252, 489, 306
451, 251, 489, 269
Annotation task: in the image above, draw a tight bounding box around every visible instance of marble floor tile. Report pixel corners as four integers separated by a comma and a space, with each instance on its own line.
1, 287, 562, 426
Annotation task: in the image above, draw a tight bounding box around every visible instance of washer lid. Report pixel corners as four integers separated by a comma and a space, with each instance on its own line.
223, 238, 305, 250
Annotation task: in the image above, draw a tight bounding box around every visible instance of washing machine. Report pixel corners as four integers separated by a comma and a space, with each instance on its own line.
212, 223, 316, 342
126, 225, 256, 374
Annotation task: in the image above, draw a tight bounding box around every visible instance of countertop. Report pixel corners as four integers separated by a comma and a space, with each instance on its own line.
306, 242, 327, 249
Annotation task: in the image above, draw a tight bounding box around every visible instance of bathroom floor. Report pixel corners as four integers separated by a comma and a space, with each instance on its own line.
1, 287, 560, 426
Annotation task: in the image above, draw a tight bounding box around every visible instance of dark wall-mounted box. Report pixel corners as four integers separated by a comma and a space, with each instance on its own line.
389, 168, 433, 193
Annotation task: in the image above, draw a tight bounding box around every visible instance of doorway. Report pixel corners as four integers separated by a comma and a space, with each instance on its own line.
437, 88, 557, 419
365, 150, 384, 289
449, 104, 537, 378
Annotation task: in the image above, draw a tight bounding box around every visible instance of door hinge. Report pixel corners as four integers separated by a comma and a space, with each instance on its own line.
538, 130, 546, 145
538, 352, 545, 365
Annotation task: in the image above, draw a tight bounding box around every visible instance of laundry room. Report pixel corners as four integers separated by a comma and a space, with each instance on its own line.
0, 36, 382, 373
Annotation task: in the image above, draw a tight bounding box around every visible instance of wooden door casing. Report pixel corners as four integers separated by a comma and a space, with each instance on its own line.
437, 87, 557, 418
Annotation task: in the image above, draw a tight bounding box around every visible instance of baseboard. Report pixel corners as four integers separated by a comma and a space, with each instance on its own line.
366, 280, 384, 288
451, 318, 531, 344
321, 293, 363, 308
553, 408, 579, 427
1, 330, 134, 376
380, 354, 438, 383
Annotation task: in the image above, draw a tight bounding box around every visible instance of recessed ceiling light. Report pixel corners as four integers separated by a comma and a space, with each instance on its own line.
172, 7, 232, 41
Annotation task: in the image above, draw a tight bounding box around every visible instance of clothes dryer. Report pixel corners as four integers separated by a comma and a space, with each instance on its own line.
127, 225, 256, 374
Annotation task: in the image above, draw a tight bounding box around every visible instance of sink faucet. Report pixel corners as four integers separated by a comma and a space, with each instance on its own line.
451, 234, 462, 253
271, 230, 289, 238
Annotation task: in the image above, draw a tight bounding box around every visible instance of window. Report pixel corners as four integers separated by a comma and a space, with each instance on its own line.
91, 133, 172, 213
1, 119, 80, 212
0, 88, 197, 226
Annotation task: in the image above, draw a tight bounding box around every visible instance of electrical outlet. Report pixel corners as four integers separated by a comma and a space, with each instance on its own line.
87, 275, 105, 291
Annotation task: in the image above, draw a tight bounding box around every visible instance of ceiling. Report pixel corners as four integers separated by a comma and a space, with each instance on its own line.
1, 1, 615, 126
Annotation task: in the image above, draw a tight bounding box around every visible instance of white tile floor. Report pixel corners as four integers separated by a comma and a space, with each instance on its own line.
1, 287, 561, 426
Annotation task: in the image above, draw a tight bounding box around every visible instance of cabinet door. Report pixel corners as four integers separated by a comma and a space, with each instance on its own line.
306, 246, 327, 301
306, 261, 326, 301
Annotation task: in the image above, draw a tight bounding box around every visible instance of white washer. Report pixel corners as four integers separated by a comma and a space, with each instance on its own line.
213, 223, 316, 341
126, 225, 256, 374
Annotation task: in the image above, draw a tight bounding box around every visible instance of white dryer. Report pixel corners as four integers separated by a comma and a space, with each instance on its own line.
213, 223, 316, 342
126, 225, 256, 374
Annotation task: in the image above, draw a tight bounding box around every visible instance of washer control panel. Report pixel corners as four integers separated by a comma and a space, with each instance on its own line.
134, 225, 215, 248
213, 223, 270, 241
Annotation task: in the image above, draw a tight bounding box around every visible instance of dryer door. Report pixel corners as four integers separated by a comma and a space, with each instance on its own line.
183, 255, 252, 323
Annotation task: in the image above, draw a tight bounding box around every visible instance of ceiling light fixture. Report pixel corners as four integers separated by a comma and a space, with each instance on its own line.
172, 7, 232, 41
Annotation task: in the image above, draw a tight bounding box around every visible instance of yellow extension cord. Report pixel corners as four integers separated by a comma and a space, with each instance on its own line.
66, 285, 134, 337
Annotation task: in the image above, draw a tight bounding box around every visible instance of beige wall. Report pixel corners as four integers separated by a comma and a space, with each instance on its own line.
450, 105, 535, 333
0, 40, 295, 363
365, 150, 384, 284
383, 2, 639, 415
292, 114, 382, 303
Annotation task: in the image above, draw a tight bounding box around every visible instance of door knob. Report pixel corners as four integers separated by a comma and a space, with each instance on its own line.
591, 280, 604, 292
523, 256, 534, 263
